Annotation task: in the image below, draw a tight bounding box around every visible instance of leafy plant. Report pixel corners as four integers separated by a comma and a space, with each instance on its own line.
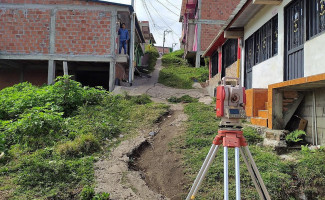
80, 186, 95, 200
286, 130, 306, 143
3, 108, 64, 150
93, 192, 110, 200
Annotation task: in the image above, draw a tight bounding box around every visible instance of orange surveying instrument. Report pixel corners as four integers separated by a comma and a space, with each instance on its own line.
186, 77, 271, 200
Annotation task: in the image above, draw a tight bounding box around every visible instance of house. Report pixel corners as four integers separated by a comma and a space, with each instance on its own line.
155, 46, 172, 56
0, 0, 145, 91
139, 21, 156, 46
204, 0, 325, 145
179, 0, 241, 67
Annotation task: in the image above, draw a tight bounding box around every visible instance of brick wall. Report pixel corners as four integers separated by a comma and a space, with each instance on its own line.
201, 24, 222, 51
0, 9, 51, 54
55, 10, 111, 55
0, 0, 113, 56
201, 0, 241, 21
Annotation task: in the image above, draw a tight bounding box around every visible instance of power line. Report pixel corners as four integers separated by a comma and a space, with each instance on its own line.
154, 0, 180, 16
164, 0, 180, 11
147, 0, 181, 38
147, 0, 179, 23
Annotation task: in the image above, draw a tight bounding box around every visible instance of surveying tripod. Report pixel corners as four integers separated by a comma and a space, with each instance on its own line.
186, 77, 271, 200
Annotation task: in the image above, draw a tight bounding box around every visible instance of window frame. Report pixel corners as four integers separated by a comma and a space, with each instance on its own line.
244, 14, 278, 68
222, 39, 238, 69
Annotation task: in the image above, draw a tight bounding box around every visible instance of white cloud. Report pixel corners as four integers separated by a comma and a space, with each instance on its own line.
103, 0, 182, 50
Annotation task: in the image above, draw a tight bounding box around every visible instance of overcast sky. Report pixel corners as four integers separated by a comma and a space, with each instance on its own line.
104, 0, 182, 50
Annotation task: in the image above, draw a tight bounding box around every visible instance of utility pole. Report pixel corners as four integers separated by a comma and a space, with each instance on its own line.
129, 0, 135, 85
195, 0, 202, 68
163, 29, 171, 55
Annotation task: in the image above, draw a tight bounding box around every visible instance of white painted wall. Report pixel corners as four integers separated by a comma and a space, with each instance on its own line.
304, 34, 325, 77
240, 0, 325, 89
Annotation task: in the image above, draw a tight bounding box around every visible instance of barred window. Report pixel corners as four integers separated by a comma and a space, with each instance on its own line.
222, 39, 238, 68
245, 14, 278, 67
211, 51, 218, 77
308, 0, 325, 38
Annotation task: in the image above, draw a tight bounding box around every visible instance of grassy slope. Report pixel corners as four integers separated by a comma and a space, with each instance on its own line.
0, 78, 169, 199
158, 50, 209, 89
177, 102, 325, 200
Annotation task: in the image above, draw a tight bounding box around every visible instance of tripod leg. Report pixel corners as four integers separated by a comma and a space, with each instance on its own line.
241, 146, 271, 200
224, 147, 229, 200
235, 147, 241, 200
186, 144, 220, 200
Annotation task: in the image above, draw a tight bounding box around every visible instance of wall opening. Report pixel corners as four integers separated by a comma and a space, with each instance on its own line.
0, 59, 48, 89
69, 61, 110, 90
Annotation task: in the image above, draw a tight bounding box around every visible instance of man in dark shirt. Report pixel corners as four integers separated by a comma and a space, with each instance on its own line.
118, 23, 129, 54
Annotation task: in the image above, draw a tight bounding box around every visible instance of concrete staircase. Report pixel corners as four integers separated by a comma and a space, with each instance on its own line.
251, 101, 269, 127
250, 91, 301, 128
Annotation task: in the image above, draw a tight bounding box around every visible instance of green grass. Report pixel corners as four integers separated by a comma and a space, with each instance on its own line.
159, 66, 209, 89
178, 102, 325, 199
159, 50, 209, 89
0, 78, 169, 199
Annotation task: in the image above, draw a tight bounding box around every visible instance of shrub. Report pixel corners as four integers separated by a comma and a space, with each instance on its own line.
0, 82, 44, 120
286, 130, 306, 143
56, 134, 100, 158
80, 186, 95, 200
3, 108, 64, 150
145, 45, 159, 73
162, 50, 186, 66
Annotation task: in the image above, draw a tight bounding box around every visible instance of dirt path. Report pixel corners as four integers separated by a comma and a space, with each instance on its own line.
134, 104, 188, 200
94, 58, 212, 199
113, 58, 210, 101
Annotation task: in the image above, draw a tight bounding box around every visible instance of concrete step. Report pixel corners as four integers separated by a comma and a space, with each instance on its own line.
258, 110, 268, 119
283, 98, 295, 103
284, 91, 299, 99
251, 117, 268, 127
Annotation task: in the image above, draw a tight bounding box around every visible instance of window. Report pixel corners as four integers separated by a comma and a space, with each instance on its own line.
211, 51, 218, 77
308, 0, 325, 38
244, 14, 278, 67
222, 39, 238, 68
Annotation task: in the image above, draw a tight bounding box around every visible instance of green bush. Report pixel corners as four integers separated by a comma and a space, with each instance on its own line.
159, 66, 209, 89
162, 50, 186, 66
0, 82, 44, 120
80, 186, 95, 200
3, 108, 64, 150
56, 134, 100, 158
145, 45, 159, 73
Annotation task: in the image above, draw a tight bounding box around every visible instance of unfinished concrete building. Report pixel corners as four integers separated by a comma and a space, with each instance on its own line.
0, 0, 141, 91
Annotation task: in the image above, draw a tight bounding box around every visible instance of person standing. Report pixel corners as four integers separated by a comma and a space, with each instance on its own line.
118, 23, 129, 54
